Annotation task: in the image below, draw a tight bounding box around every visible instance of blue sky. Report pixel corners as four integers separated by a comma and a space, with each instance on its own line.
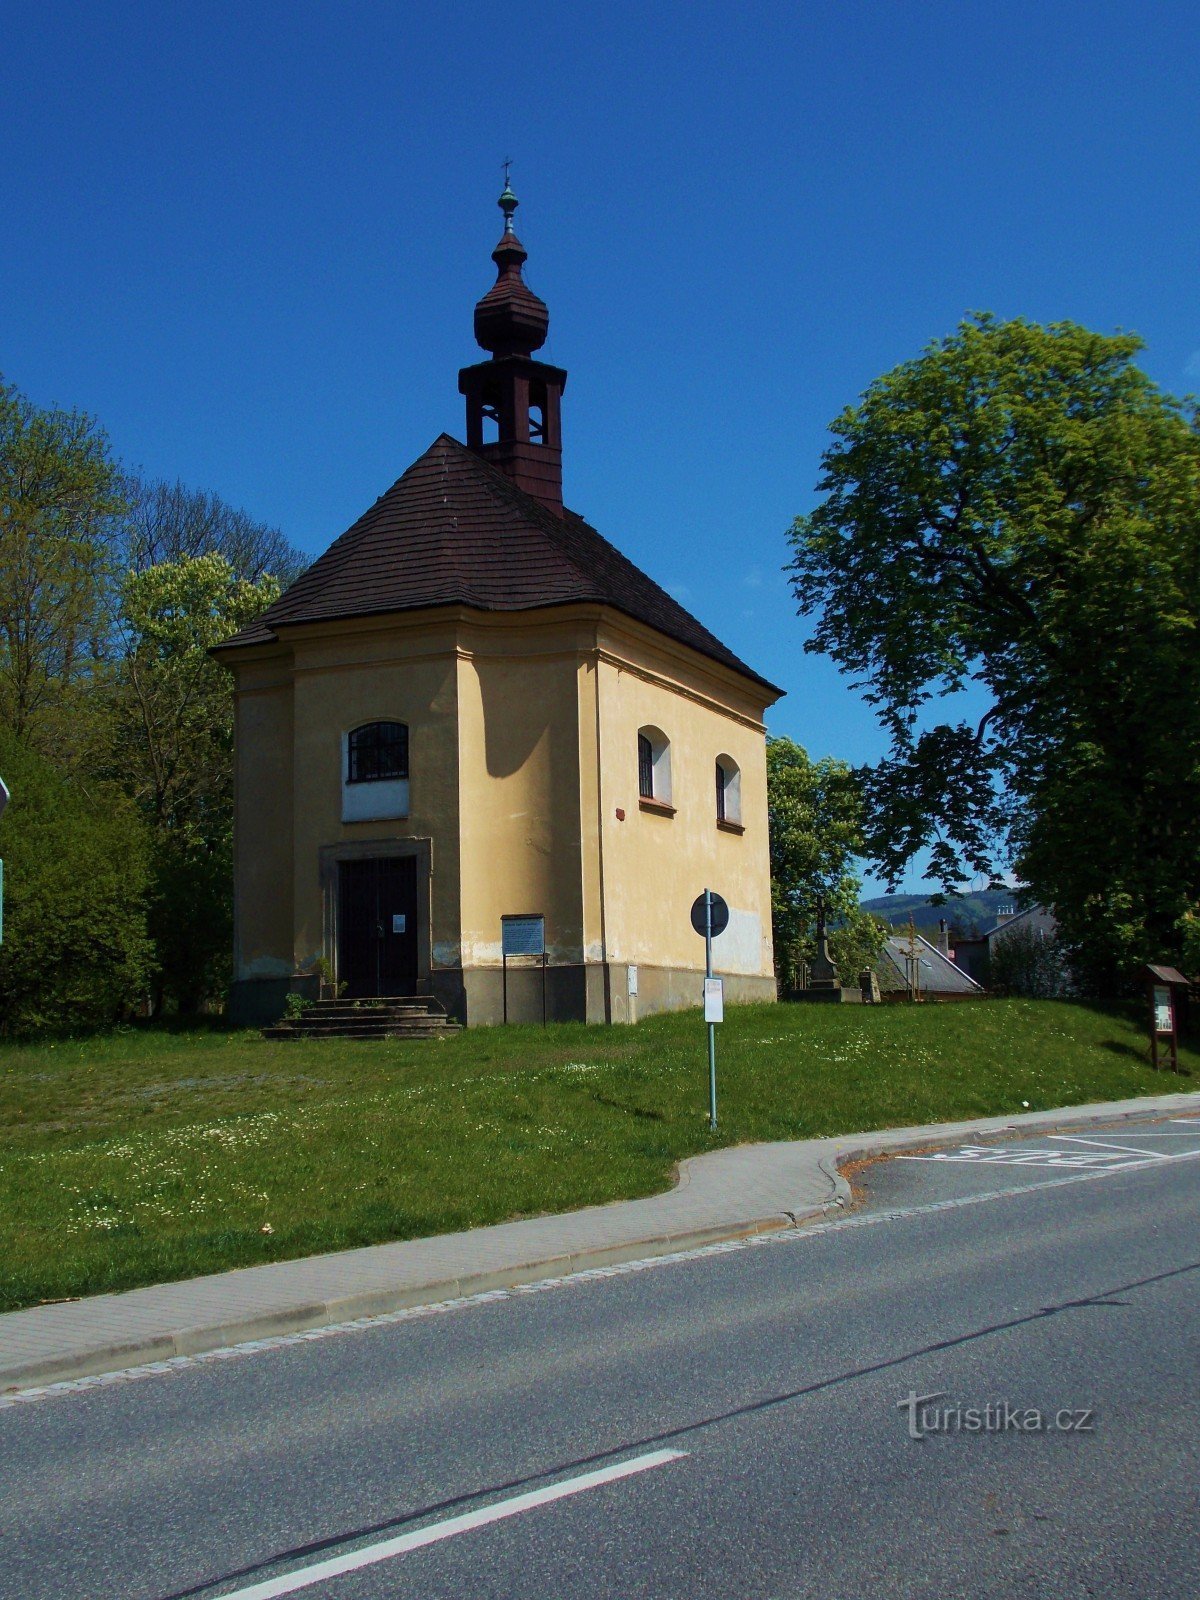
5, 1, 1198, 893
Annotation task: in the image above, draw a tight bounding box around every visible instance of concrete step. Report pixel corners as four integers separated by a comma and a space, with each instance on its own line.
304, 999, 447, 1015
262, 1022, 461, 1041
303, 1005, 443, 1018
280, 1020, 458, 1034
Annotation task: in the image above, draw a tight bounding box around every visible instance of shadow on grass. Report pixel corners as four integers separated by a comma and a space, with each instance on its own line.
1098, 1040, 1150, 1062
0, 1014, 240, 1049
590, 1093, 665, 1122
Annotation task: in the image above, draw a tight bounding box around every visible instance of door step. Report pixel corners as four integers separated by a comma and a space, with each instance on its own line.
263, 996, 461, 1042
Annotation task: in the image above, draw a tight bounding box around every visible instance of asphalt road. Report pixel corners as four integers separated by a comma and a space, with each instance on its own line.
2, 1110, 1199, 1600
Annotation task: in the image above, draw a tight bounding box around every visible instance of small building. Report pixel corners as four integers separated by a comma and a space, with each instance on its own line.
876, 934, 984, 1001
215, 184, 783, 1027
987, 903, 1059, 952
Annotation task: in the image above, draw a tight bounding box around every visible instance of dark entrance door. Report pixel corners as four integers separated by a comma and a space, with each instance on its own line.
338, 857, 418, 998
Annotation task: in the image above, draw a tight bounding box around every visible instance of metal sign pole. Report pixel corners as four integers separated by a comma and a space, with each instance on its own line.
706, 889, 717, 1131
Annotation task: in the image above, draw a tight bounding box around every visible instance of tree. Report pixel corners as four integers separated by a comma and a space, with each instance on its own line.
787, 315, 1200, 993
988, 923, 1073, 999
0, 377, 122, 751
0, 731, 151, 1034
766, 737, 887, 988
119, 474, 308, 586
113, 554, 280, 1009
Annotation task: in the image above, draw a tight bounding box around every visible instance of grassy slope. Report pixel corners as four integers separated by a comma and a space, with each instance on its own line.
1, 999, 1194, 1312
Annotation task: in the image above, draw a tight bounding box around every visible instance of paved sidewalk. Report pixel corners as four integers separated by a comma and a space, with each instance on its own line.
3, 1089, 1198, 1392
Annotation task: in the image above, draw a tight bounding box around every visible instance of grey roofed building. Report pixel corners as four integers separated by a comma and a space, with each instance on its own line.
876, 933, 985, 1000
986, 903, 1059, 946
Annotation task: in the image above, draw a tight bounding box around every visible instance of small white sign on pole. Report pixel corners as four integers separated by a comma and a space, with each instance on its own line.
703, 977, 724, 1024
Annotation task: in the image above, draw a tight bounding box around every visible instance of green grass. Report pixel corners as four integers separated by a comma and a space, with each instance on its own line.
1, 999, 1194, 1312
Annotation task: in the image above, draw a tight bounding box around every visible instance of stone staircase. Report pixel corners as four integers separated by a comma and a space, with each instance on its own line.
263, 995, 461, 1042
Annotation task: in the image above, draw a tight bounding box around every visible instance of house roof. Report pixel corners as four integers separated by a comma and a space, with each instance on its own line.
877, 934, 984, 996
983, 903, 1057, 941
215, 434, 780, 694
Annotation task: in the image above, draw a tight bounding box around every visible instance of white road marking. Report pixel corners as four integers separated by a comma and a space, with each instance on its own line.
898, 1146, 1165, 1171
901, 1131, 1200, 1172
1050, 1135, 1173, 1159
213, 1449, 688, 1599
898, 1144, 1137, 1166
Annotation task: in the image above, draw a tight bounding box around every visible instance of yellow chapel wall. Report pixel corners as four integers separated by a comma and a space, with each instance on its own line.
455, 626, 586, 973
283, 618, 463, 978
593, 618, 776, 1016
232, 655, 296, 983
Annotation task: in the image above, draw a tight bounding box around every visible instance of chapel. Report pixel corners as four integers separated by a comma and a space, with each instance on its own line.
216, 183, 783, 1026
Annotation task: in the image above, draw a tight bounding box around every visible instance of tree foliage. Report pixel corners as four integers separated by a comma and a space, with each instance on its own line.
0, 376, 122, 750
119, 474, 307, 585
766, 737, 887, 988
988, 923, 1074, 1000
787, 315, 1200, 992
112, 555, 280, 1009
0, 375, 292, 1024
0, 731, 151, 1034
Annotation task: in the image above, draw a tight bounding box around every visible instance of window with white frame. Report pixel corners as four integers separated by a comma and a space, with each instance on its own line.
342, 721, 410, 822
637, 725, 672, 807
715, 755, 741, 825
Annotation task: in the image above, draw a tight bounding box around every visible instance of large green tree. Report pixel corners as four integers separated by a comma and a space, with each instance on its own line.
119, 473, 308, 585
786, 314, 1200, 991
0, 731, 151, 1034
113, 553, 280, 1009
0, 377, 122, 753
766, 737, 886, 988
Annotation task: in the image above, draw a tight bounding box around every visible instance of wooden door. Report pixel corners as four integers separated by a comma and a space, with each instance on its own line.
338, 857, 418, 998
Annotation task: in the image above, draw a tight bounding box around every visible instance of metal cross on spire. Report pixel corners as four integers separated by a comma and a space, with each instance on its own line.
497, 159, 519, 235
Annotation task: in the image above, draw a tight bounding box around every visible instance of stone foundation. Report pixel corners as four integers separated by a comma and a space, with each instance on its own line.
231, 964, 777, 1029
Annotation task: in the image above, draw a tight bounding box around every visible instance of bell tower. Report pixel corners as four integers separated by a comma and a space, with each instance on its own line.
458, 179, 567, 515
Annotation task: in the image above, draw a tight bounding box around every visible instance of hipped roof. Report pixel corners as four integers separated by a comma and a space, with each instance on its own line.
216, 434, 779, 694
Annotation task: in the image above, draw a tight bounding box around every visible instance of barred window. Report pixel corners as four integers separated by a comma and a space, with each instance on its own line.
715, 753, 741, 824
347, 722, 409, 784
638, 733, 654, 800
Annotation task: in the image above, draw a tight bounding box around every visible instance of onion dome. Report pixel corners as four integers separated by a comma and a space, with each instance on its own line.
472, 180, 549, 358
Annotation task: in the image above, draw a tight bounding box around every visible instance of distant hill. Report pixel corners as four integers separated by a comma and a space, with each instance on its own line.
860, 889, 1024, 937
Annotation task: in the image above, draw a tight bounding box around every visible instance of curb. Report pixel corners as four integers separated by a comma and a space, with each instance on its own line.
1, 1215, 801, 1392
5, 1091, 1199, 1393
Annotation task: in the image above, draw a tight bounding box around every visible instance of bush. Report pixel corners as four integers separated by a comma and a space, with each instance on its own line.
0, 732, 151, 1034
989, 923, 1074, 999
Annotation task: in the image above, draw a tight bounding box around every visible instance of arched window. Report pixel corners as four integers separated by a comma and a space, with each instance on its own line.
715, 755, 741, 826
637, 726, 672, 807
348, 721, 409, 784
529, 379, 547, 444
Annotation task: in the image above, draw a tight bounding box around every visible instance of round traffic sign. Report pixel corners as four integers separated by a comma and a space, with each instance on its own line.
690, 890, 729, 938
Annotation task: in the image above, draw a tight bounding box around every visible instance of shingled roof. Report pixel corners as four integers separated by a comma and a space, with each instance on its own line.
215, 433, 779, 694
